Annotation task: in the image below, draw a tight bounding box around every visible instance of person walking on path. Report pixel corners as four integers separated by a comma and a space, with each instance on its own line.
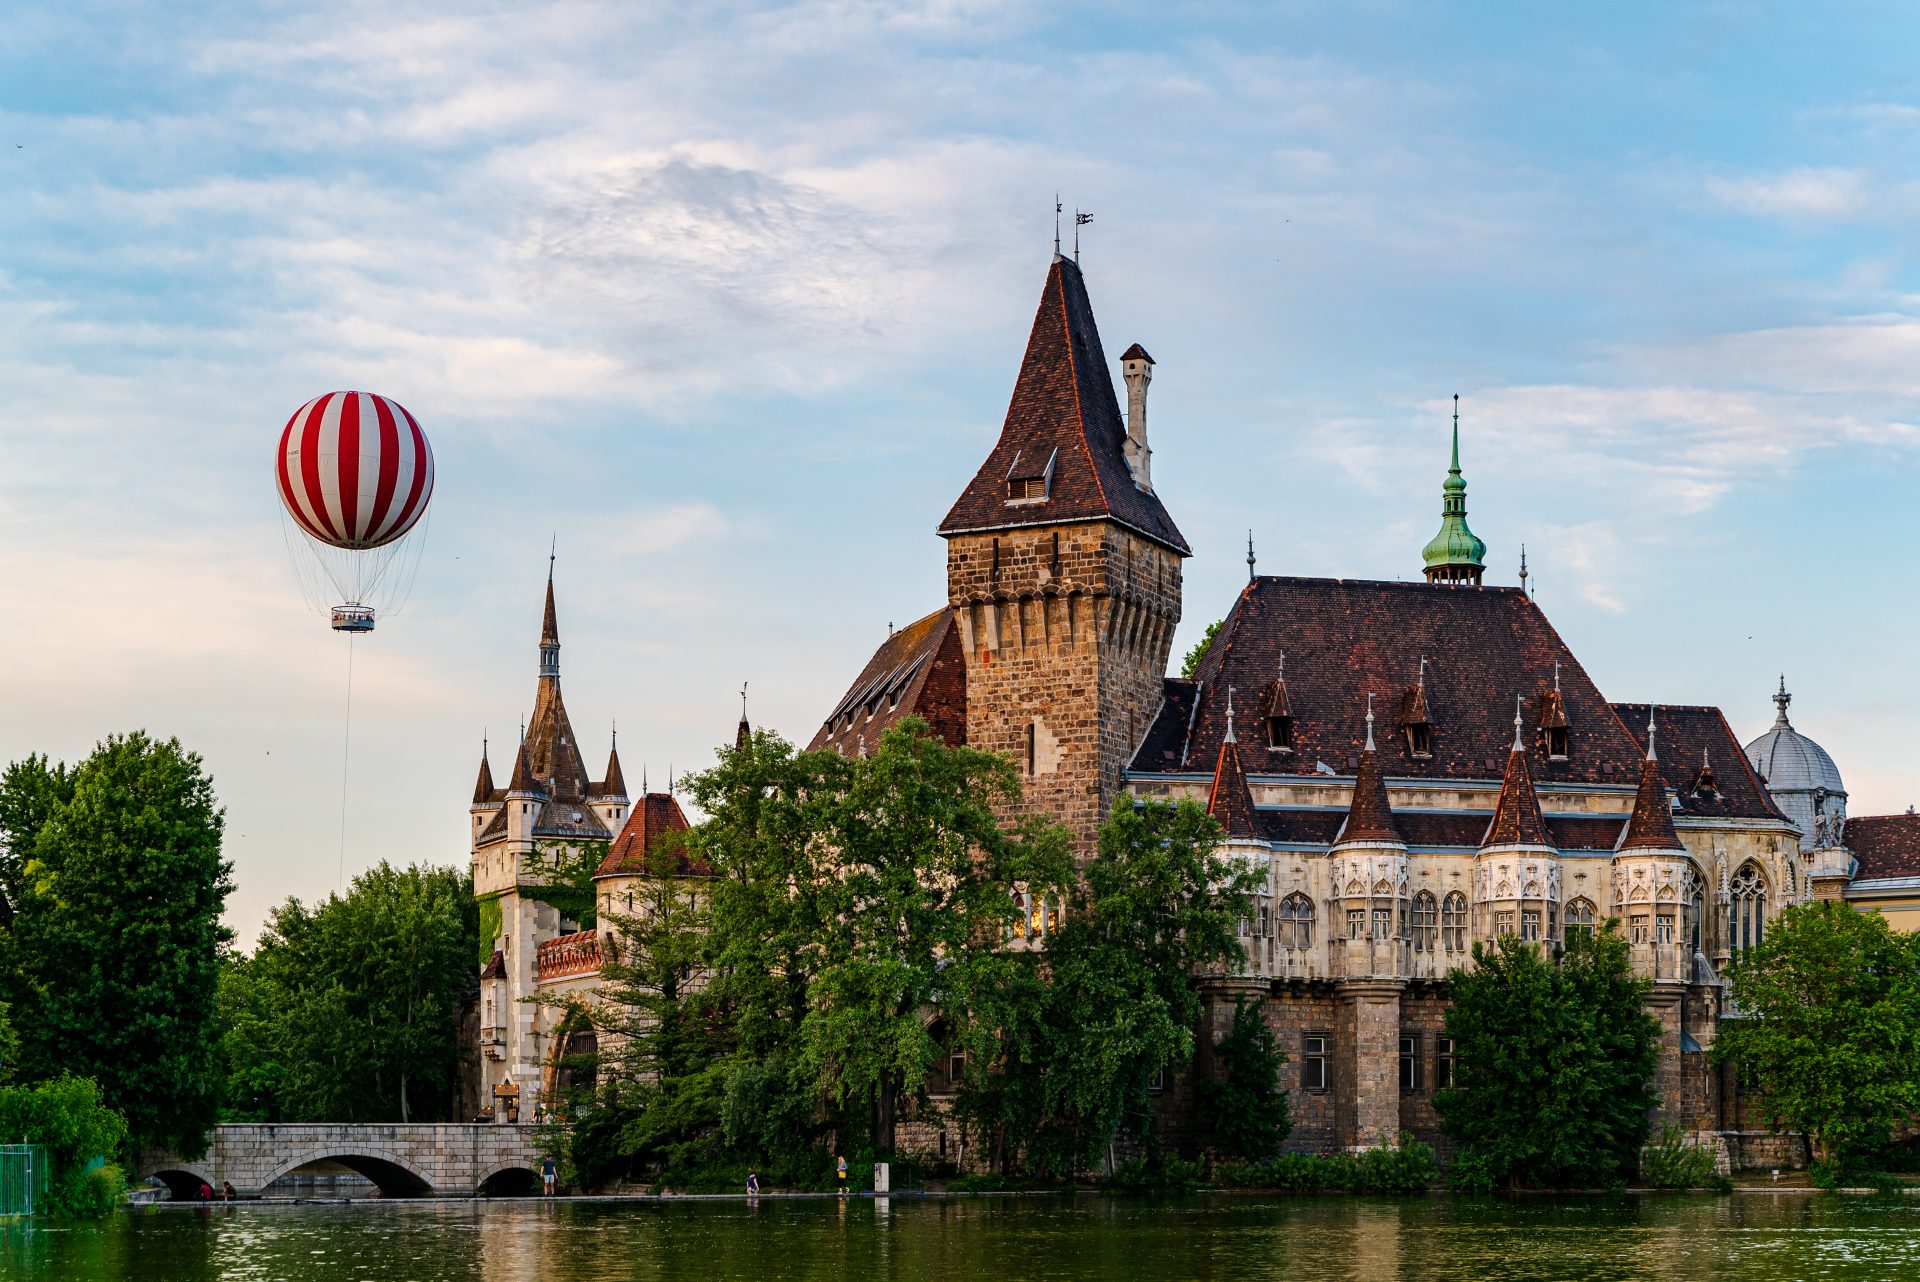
542, 1157, 557, 1197
836, 1156, 848, 1196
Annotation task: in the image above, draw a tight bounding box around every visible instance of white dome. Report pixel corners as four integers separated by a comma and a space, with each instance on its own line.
1744, 680, 1845, 852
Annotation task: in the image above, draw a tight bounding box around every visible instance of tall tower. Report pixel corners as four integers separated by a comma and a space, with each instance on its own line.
1422, 395, 1486, 585
938, 256, 1189, 851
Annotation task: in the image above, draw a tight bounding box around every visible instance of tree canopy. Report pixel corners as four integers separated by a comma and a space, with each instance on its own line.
1432, 927, 1658, 1189
220, 861, 476, 1124
1715, 899, 1920, 1167
0, 734, 231, 1156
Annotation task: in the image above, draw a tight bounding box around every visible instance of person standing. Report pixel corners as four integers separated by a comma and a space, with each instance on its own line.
836, 1155, 848, 1196
541, 1156, 557, 1197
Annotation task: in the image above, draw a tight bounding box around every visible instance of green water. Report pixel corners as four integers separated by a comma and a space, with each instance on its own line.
7, 1194, 1920, 1281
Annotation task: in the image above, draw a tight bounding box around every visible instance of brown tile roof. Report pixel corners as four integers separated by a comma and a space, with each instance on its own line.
1206, 734, 1260, 839
594, 792, 704, 879
473, 750, 496, 805
937, 257, 1189, 555
1336, 740, 1403, 846
1251, 809, 1624, 851
597, 741, 627, 800
1483, 743, 1552, 849
810, 609, 967, 754
506, 742, 543, 795
480, 949, 507, 980
1845, 814, 1920, 880
532, 797, 612, 840
1617, 751, 1683, 852
1131, 576, 1645, 784
1612, 703, 1786, 823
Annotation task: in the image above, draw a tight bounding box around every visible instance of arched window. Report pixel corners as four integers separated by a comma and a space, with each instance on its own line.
1564, 897, 1595, 943
1276, 894, 1314, 949
1732, 863, 1767, 953
1442, 892, 1468, 952
1412, 892, 1438, 952
1010, 888, 1030, 939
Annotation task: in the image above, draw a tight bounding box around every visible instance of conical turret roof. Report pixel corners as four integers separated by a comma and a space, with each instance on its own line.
1618, 716, 1682, 852
1206, 699, 1260, 839
602, 738, 627, 800
506, 741, 545, 797
1335, 707, 1403, 846
1482, 702, 1551, 849
472, 746, 496, 804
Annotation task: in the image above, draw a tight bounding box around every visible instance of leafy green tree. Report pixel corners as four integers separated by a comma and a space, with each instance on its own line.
1433, 927, 1658, 1188
0, 734, 231, 1155
0, 1075, 130, 1216
1180, 620, 1222, 678
1715, 900, 1920, 1167
965, 799, 1257, 1177
1198, 997, 1291, 1162
798, 719, 1073, 1159
224, 862, 476, 1123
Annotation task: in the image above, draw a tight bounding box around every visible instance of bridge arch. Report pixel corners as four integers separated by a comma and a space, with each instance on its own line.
260, 1146, 434, 1198
478, 1164, 540, 1197
146, 1167, 216, 1201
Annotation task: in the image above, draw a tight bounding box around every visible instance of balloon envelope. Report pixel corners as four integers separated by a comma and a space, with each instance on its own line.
276, 391, 434, 550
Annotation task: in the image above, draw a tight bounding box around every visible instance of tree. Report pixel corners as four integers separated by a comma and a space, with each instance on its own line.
796, 718, 1073, 1159
1180, 620, 1222, 678
1197, 997, 1291, 1162
963, 798, 1258, 1177
0, 734, 231, 1155
0, 1075, 129, 1216
223, 861, 476, 1123
1432, 927, 1658, 1188
1715, 900, 1920, 1167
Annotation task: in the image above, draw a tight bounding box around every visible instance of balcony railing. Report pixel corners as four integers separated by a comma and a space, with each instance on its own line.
535, 931, 602, 981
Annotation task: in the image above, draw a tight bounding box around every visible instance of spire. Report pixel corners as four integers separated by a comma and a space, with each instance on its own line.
1421, 394, 1488, 585
1773, 675, 1792, 729
539, 563, 560, 678
506, 740, 544, 797
1247, 529, 1257, 582
1337, 699, 1403, 846
937, 256, 1189, 556
736, 682, 752, 750
1224, 685, 1238, 744
603, 727, 627, 800
1618, 710, 1682, 852
1483, 696, 1551, 848
472, 739, 495, 804
1206, 725, 1260, 840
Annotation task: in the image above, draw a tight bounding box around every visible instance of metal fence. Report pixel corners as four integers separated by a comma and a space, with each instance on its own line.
0, 1146, 49, 1216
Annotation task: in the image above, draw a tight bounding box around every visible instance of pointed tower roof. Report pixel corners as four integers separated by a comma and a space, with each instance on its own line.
506, 741, 545, 797
1422, 395, 1487, 584
602, 733, 627, 800
736, 683, 752, 751
472, 743, 496, 804
1206, 688, 1260, 839
1483, 698, 1552, 849
1618, 711, 1683, 852
523, 573, 593, 801
542, 572, 559, 647
1335, 699, 1404, 846
937, 256, 1189, 555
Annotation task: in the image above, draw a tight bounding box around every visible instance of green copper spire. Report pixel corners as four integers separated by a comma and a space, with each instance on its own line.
1422, 394, 1487, 585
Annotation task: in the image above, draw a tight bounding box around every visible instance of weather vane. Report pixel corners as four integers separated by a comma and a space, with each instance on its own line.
1074, 210, 1093, 262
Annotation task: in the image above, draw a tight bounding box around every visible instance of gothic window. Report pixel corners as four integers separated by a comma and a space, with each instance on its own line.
1009, 888, 1030, 939
1347, 908, 1367, 940
1494, 910, 1515, 938
1277, 894, 1315, 949
1371, 907, 1393, 940
1655, 914, 1675, 945
1400, 1035, 1423, 1092
1435, 1037, 1455, 1088
1684, 869, 1704, 953
1412, 892, 1438, 952
1630, 914, 1650, 945
1520, 909, 1541, 942
1301, 1035, 1329, 1092
1565, 898, 1595, 943
1732, 863, 1767, 953
1442, 892, 1468, 951
1256, 894, 1271, 938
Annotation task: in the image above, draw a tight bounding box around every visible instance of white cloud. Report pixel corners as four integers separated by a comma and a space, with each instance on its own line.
1708, 167, 1869, 218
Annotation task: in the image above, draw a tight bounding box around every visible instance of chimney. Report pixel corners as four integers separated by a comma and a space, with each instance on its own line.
1120, 343, 1154, 493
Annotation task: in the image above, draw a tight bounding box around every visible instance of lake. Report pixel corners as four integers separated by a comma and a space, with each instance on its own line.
7, 1192, 1920, 1281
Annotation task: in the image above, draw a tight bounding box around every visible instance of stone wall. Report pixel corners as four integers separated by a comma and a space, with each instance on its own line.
137, 1124, 544, 1198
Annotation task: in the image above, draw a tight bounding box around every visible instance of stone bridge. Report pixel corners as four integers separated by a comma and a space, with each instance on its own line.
137, 1124, 544, 1198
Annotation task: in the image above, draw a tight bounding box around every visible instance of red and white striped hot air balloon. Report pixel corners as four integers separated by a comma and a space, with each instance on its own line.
275, 391, 435, 632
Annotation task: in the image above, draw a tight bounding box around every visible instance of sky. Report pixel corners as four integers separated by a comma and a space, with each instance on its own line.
5, 1, 1920, 943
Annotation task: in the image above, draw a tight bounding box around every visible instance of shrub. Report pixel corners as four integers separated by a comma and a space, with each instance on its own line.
0, 1075, 129, 1217
1445, 1147, 1499, 1194
1349, 1135, 1439, 1194
1101, 1153, 1202, 1192
947, 1173, 1012, 1193
1638, 1124, 1731, 1192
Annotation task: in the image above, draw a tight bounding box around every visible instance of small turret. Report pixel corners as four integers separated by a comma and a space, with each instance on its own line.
1422, 395, 1487, 586
1335, 698, 1404, 848
472, 742, 496, 805
1120, 343, 1154, 493
1206, 687, 1260, 840
1618, 712, 1683, 853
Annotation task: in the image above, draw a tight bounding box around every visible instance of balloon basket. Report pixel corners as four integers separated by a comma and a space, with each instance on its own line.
330, 605, 377, 633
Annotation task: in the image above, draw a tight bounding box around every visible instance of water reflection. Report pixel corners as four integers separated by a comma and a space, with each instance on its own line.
8, 1193, 1920, 1282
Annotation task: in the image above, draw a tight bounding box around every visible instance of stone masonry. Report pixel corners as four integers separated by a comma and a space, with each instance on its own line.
137, 1124, 543, 1198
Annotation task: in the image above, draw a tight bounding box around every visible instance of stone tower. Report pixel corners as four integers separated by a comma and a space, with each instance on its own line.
937, 256, 1189, 851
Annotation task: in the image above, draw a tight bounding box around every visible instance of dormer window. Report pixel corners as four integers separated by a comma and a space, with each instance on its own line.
1406, 723, 1432, 758
1544, 726, 1569, 759
1003, 448, 1057, 505
1400, 675, 1433, 759
1536, 677, 1570, 761
1266, 714, 1294, 751
1259, 675, 1293, 754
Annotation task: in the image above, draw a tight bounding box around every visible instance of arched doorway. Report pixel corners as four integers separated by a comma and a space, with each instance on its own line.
479, 1166, 540, 1197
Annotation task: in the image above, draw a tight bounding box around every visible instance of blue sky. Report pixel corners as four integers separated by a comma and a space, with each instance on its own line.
5, 1, 1919, 940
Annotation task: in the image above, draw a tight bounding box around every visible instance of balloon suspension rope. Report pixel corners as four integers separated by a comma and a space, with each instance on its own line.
337, 635, 356, 891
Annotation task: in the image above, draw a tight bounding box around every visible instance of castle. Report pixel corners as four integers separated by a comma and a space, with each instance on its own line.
471, 253, 1920, 1163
